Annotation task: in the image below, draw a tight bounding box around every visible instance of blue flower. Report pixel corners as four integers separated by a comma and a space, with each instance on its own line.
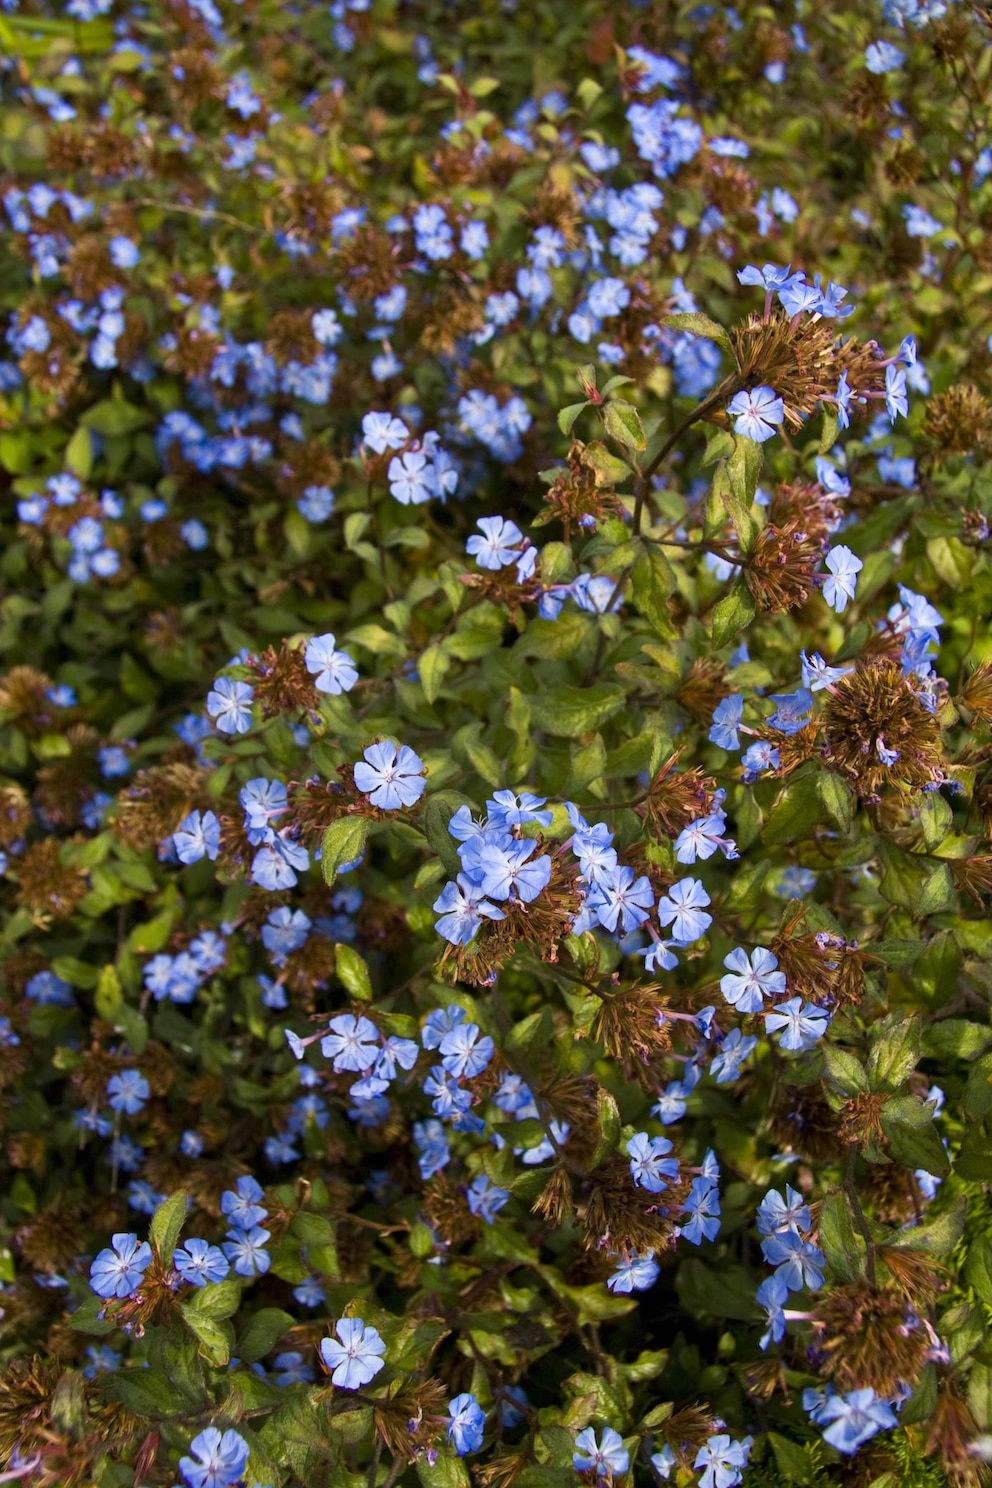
884, 364, 909, 422
607, 1250, 659, 1293
433, 875, 506, 946
655, 878, 712, 944
465, 516, 524, 570
89, 1232, 153, 1299
173, 809, 221, 864
179, 1427, 249, 1488
222, 1225, 271, 1277
757, 1271, 790, 1349
387, 448, 434, 505
627, 1131, 679, 1193
694, 1432, 752, 1488
466, 1174, 510, 1222
822, 546, 863, 613
727, 386, 784, 443
761, 1229, 825, 1291
757, 1186, 811, 1236
447, 1393, 486, 1455
719, 946, 786, 1012
741, 741, 780, 781
353, 740, 425, 809
174, 1238, 230, 1288
206, 677, 254, 734
816, 1388, 898, 1455
220, 1176, 266, 1228
709, 694, 743, 750
361, 410, 408, 454
305, 634, 358, 694
709, 1029, 758, 1083
321, 1013, 380, 1072
106, 1070, 150, 1115
439, 1022, 494, 1079
680, 1177, 721, 1245
320, 1317, 387, 1388
586, 865, 655, 934
764, 997, 831, 1051
572, 1425, 629, 1477
766, 689, 814, 734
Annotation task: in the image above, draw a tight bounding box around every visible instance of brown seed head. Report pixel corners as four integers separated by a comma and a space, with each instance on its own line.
821, 659, 945, 797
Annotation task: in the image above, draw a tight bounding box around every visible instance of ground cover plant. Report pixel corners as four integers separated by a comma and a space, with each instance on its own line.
1, 0, 992, 1485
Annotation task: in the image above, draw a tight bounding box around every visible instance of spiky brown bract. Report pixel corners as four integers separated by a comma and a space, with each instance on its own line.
808, 1281, 931, 1395
822, 660, 945, 797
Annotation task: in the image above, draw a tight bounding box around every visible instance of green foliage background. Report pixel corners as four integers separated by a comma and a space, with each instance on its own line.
1, 1, 992, 1485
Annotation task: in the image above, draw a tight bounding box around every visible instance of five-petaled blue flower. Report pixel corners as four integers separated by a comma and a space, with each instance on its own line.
822, 545, 863, 613
89, 1232, 153, 1299
178, 1426, 249, 1488
466, 516, 524, 570
320, 1317, 387, 1389
206, 677, 254, 734
173, 809, 221, 864
174, 1238, 230, 1288
106, 1069, 150, 1115
727, 385, 784, 443
447, 1392, 486, 1455
305, 634, 358, 695
627, 1131, 679, 1193
719, 946, 786, 1013
353, 740, 426, 809
572, 1425, 629, 1478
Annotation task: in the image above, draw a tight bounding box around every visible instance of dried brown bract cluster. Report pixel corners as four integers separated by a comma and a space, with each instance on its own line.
924, 383, 992, 459
809, 1280, 931, 1396
593, 984, 672, 1088
821, 660, 945, 797
730, 311, 881, 430
115, 763, 213, 851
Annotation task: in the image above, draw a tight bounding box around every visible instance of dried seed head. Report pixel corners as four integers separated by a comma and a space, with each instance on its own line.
925, 384, 992, 459
821, 660, 945, 797
809, 1280, 931, 1395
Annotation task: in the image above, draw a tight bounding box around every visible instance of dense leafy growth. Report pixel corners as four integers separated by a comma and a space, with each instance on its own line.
1, 1, 992, 1486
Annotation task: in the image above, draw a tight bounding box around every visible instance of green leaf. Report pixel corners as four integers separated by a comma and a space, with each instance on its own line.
880, 1095, 950, 1176
817, 771, 854, 834
768, 1433, 818, 1484
763, 780, 824, 846
590, 1086, 620, 1167
675, 1261, 758, 1322
150, 1189, 189, 1265
725, 438, 762, 553
81, 398, 149, 436
867, 1015, 921, 1091
182, 1276, 242, 1320
419, 642, 451, 705
602, 399, 647, 451
965, 1235, 992, 1305
320, 816, 371, 888
819, 1192, 866, 1282
822, 1045, 869, 1096
237, 1307, 295, 1364
632, 547, 676, 638
923, 1020, 992, 1060
423, 790, 474, 878
558, 402, 588, 436
527, 683, 626, 737
660, 311, 732, 353
887, 1197, 965, 1257
94, 963, 122, 1020
580, 440, 632, 486
335, 943, 373, 1001
416, 1454, 472, 1488
64, 425, 93, 480
709, 582, 755, 649
182, 1310, 234, 1366
68, 1295, 116, 1336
